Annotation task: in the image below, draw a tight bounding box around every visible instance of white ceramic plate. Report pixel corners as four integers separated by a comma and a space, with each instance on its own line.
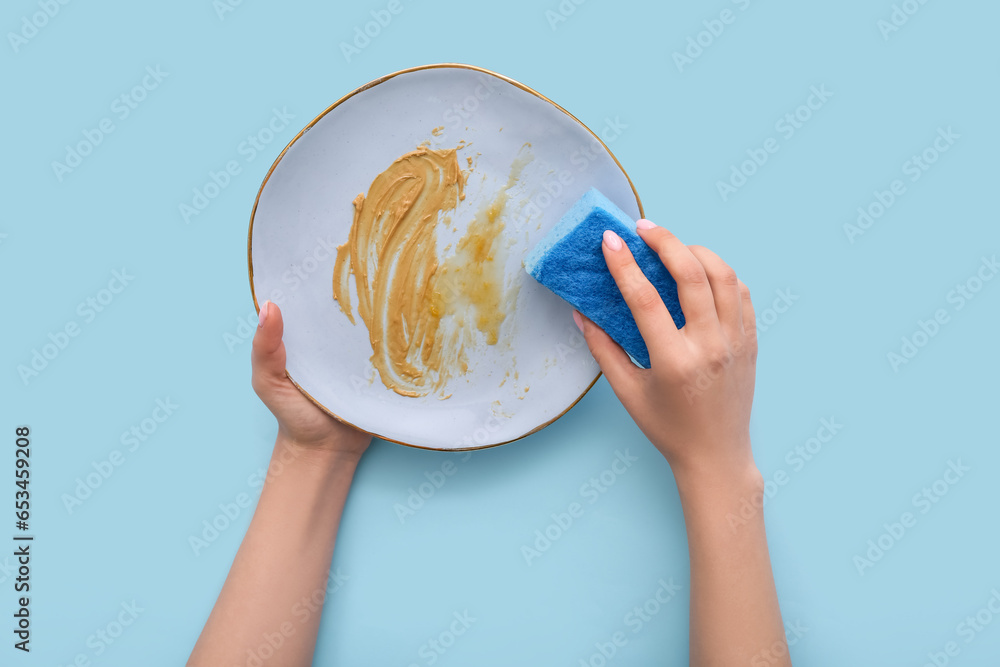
248, 64, 641, 450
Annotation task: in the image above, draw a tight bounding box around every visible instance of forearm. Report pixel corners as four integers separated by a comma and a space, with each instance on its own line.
188, 433, 359, 666
674, 453, 790, 667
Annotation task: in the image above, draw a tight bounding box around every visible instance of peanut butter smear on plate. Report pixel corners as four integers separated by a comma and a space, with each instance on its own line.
332, 144, 529, 397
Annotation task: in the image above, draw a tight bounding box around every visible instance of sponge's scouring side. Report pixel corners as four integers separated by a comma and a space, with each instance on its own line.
523, 188, 685, 368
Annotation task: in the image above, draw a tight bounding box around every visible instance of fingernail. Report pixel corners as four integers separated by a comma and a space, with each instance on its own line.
636, 219, 656, 230
572, 310, 584, 332
258, 301, 270, 328
603, 229, 623, 251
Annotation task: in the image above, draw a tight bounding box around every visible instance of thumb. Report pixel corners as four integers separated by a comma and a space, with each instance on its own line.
574, 311, 639, 390
251, 300, 287, 381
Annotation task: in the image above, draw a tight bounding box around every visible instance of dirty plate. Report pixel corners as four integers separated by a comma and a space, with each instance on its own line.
248, 64, 641, 450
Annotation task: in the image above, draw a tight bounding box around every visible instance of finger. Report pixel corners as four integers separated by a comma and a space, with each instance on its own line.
687, 246, 743, 339
601, 229, 682, 359
738, 280, 758, 353
251, 300, 287, 381
634, 221, 720, 330
574, 311, 641, 390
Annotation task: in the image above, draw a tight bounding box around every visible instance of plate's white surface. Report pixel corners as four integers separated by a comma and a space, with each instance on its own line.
249, 65, 641, 449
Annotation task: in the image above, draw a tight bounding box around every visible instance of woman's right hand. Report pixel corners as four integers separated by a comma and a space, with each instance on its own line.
575, 220, 759, 483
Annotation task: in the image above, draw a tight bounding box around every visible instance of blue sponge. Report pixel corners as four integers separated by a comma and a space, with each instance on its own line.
523, 188, 685, 368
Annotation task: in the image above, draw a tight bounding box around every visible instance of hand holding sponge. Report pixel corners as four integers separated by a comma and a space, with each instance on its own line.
523, 188, 685, 368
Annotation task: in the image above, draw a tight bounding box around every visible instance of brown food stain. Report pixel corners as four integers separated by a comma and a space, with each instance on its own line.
333, 144, 531, 397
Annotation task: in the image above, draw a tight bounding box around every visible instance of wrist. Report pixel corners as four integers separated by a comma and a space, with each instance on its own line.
273, 430, 364, 473
669, 447, 762, 503
671, 454, 767, 537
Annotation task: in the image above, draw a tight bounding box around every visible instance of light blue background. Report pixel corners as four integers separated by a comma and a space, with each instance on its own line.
3, 0, 999, 665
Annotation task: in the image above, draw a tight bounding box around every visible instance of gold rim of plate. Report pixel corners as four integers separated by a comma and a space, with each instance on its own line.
246, 62, 644, 451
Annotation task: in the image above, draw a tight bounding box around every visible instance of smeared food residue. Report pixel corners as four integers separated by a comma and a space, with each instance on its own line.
333, 144, 530, 397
